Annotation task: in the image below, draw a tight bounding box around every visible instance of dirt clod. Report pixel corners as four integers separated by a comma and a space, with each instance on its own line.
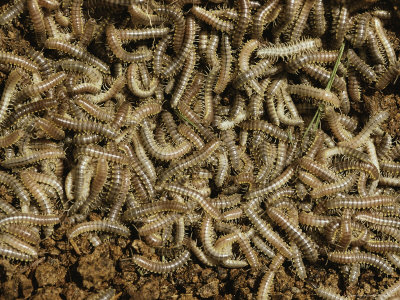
35, 262, 66, 287
77, 244, 115, 289
198, 279, 219, 298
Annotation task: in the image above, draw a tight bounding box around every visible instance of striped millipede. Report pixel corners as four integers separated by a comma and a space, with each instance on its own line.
137, 213, 181, 236
191, 6, 234, 33
68, 220, 130, 239
50, 115, 118, 139
0, 213, 60, 227
257, 38, 322, 60
244, 207, 292, 259
0, 0, 26, 26
267, 207, 318, 262
106, 24, 153, 63
0, 243, 35, 261
286, 84, 341, 108
131, 250, 190, 274
0, 233, 38, 257
158, 139, 220, 183
165, 183, 220, 220
252, 0, 280, 40
347, 49, 377, 83
1, 148, 65, 168
45, 38, 109, 73
327, 251, 394, 275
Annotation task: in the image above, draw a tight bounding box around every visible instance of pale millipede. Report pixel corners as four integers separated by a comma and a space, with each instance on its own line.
302, 64, 346, 92
0, 0, 26, 26
128, 4, 164, 26
3, 97, 58, 127
240, 119, 289, 141
35, 118, 65, 140
267, 207, 318, 262
310, 173, 358, 199
285, 50, 339, 74
158, 139, 221, 183
232, 0, 250, 48
377, 280, 400, 300
152, 5, 185, 54
315, 286, 350, 300
1, 148, 65, 168
326, 195, 395, 210
0, 213, 60, 227
137, 213, 181, 236
244, 207, 292, 259
0, 232, 38, 257
171, 50, 196, 108
0, 243, 35, 261
165, 183, 221, 220
298, 156, 337, 182
140, 119, 192, 162
257, 38, 322, 61
20, 170, 54, 215
327, 251, 394, 275
27, 0, 47, 46
252, 0, 280, 41
246, 165, 295, 200
375, 60, 400, 90
106, 24, 153, 63
351, 12, 371, 49
67, 220, 130, 239
347, 49, 377, 83
76, 145, 130, 165
131, 249, 190, 274
200, 215, 231, 260
366, 26, 386, 66
286, 84, 341, 108
74, 97, 114, 123
45, 38, 110, 73
290, 0, 314, 42
118, 27, 170, 42
339, 110, 390, 148
50, 115, 118, 139
334, 159, 379, 180
0, 224, 41, 245
122, 201, 189, 222
191, 6, 234, 33
372, 17, 396, 65
291, 243, 307, 280
70, 0, 84, 38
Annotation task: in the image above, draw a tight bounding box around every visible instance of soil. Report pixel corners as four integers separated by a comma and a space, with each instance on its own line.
0, 1, 400, 300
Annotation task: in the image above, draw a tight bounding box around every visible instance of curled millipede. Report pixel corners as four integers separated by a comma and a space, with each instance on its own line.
106, 24, 153, 63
